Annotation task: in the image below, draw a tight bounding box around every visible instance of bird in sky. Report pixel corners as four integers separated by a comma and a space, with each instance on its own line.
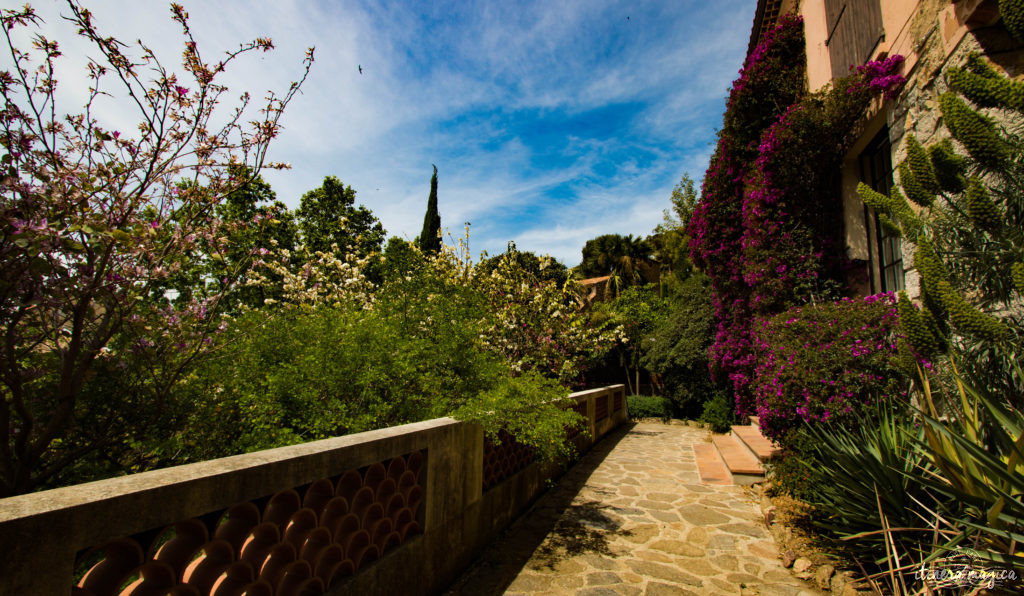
358, 65, 363, 74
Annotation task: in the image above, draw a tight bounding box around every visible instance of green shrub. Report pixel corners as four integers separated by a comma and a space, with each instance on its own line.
174, 257, 580, 463
765, 428, 824, 502
699, 391, 735, 433
641, 274, 719, 417
627, 395, 673, 420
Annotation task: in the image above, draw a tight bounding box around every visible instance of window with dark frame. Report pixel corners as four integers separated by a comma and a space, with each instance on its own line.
858, 129, 905, 293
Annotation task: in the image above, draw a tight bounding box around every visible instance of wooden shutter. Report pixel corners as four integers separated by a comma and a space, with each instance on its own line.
825, 0, 884, 79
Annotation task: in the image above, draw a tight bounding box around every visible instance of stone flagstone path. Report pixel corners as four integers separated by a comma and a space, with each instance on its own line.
446, 422, 819, 596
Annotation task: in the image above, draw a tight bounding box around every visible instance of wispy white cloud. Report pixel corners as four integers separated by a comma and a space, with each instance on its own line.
13, 0, 756, 265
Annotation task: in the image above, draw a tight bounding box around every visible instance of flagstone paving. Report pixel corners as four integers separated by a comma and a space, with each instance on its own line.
446, 422, 819, 596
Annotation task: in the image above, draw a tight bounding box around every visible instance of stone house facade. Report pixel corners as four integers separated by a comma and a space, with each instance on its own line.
748, 0, 1023, 298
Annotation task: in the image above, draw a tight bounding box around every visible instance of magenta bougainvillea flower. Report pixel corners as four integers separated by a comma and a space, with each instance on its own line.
688, 14, 906, 417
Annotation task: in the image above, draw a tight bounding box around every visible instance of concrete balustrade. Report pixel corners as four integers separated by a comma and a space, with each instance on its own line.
0, 384, 627, 595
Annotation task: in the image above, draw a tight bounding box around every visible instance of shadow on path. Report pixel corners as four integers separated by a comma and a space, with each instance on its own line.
445, 422, 641, 595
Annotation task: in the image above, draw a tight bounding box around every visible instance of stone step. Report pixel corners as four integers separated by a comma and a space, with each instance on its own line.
749, 415, 760, 429
693, 443, 732, 485
731, 425, 781, 462
711, 434, 764, 482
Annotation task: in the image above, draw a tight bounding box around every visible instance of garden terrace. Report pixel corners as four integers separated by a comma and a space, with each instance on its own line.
0, 387, 626, 595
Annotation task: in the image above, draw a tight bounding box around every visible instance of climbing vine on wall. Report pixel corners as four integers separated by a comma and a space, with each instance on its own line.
688, 14, 906, 414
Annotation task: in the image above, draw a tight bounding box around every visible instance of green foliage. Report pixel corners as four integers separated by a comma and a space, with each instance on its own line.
940, 91, 1010, 168
609, 286, 668, 364
626, 395, 673, 421
839, 53, 1024, 582
905, 134, 940, 195
857, 182, 921, 238
869, 66, 1024, 398
898, 162, 935, 208
966, 176, 1002, 233
417, 165, 442, 255
454, 372, 583, 463
897, 291, 943, 360
297, 176, 385, 259
476, 242, 619, 384
699, 391, 735, 433
640, 274, 718, 416
947, 53, 1024, 112
649, 174, 699, 285
0, 3, 313, 495
765, 428, 825, 502
577, 233, 655, 289
927, 138, 968, 194
915, 364, 1024, 570
176, 253, 579, 460
477, 244, 569, 288
936, 281, 1010, 343
1001, 0, 1024, 41
797, 403, 942, 565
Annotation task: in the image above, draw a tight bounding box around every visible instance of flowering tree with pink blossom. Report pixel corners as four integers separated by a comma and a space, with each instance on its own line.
0, 2, 312, 495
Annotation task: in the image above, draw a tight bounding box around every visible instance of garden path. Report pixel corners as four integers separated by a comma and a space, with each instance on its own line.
446, 422, 819, 596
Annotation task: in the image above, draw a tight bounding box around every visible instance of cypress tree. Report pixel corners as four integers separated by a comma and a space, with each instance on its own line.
418, 164, 441, 254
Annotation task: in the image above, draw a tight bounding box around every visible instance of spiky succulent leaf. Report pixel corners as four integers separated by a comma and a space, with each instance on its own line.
1000, 0, 1024, 41
878, 213, 902, 237
928, 139, 967, 193
915, 237, 949, 298
1013, 262, 1024, 295
897, 291, 940, 358
857, 182, 891, 212
966, 176, 1003, 233
940, 92, 1010, 168
899, 162, 935, 207
949, 54, 1024, 112
966, 52, 1001, 79
936, 280, 1009, 342
890, 187, 923, 238
905, 135, 940, 195
918, 305, 949, 353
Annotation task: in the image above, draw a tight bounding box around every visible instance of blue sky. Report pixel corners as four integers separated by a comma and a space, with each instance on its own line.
27, 0, 756, 265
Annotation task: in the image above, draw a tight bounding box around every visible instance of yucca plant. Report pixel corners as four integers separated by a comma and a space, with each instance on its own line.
797, 401, 941, 565
914, 361, 1024, 573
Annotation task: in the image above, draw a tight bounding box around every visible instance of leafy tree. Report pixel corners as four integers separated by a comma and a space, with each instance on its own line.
178, 232, 586, 464
417, 164, 441, 254
578, 233, 655, 292
649, 173, 699, 286
297, 176, 385, 260
477, 243, 569, 287
641, 274, 720, 416
605, 285, 668, 394
380, 236, 425, 283
157, 165, 299, 311
0, 2, 312, 495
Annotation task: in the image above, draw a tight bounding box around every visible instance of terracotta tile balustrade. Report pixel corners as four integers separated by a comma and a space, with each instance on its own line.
0, 385, 627, 596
